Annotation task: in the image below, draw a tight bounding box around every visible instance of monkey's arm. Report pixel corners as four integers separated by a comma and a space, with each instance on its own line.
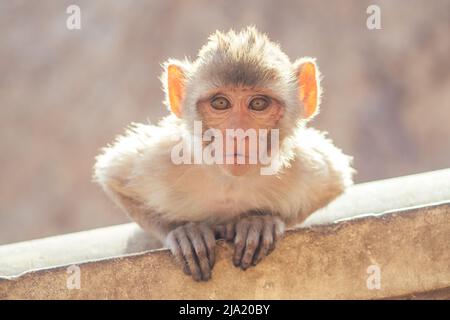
101, 183, 216, 282
94, 132, 217, 281
106, 190, 174, 243
286, 128, 355, 225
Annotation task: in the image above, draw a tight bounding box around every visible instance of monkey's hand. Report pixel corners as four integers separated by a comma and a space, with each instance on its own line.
165, 222, 216, 282
232, 213, 285, 270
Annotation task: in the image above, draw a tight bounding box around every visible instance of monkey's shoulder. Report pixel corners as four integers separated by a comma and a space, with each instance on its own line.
292, 127, 354, 173
93, 116, 184, 187
290, 126, 355, 198
100, 115, 183, 156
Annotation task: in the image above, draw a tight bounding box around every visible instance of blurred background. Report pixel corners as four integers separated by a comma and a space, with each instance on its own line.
0, 0, 449, 244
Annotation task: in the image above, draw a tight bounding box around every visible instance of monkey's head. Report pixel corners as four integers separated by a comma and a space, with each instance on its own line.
162, 26, 321, 176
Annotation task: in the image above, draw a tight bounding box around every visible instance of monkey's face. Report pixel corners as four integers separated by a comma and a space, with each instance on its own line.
197, 86, 284, 176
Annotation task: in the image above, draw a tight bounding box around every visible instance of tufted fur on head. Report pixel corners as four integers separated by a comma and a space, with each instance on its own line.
161, 26, 322, 141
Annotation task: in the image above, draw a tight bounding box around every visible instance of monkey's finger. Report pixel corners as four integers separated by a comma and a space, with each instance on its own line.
270, 218, 285, 252
240, 220, 263, 270
252, 221, 274, 265
177, 229, 203, 281
186, 225, 211, 281
199, 224, 216, 268
225, 222, 235, 241
167, 232, 190, 275
233, 221, 250, 267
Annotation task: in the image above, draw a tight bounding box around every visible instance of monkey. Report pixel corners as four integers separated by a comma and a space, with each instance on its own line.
93, 27, 354, 282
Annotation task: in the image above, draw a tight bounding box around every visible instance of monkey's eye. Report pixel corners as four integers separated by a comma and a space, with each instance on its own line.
249, 97, 270, 111
210, 97, 231, 110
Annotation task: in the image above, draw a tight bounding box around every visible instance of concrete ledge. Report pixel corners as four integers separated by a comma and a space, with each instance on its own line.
0, 169, 449, 299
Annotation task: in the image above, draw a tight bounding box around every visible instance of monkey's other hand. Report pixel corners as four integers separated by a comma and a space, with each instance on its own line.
165, 222, 216, 282
233, 213, 285, 270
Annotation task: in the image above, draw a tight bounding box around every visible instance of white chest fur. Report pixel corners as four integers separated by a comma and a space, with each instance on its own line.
158, 164, 291, 223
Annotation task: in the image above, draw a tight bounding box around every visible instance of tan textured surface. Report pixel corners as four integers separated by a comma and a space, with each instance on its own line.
1, 202, 449, 299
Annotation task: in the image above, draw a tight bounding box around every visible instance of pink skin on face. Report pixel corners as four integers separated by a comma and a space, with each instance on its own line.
197, 86, 284, 176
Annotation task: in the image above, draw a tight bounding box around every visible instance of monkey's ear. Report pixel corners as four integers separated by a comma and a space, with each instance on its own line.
294, 58, 321, 119
163, 60, 187, 118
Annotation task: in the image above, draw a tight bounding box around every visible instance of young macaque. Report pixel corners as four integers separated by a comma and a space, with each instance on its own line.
94, 27, 354, 281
